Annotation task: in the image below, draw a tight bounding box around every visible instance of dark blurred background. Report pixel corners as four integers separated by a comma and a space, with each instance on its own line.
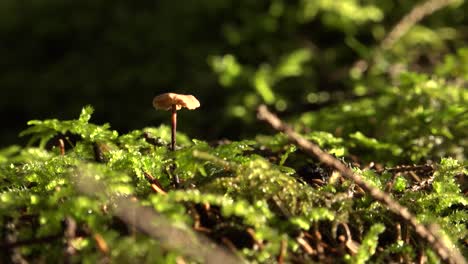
1, 0, 467, 147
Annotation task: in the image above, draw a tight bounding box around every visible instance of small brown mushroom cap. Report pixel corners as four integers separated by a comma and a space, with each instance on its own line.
153, 93, 200, 111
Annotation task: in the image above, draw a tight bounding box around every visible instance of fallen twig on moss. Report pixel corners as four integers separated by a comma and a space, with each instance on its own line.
143, 171, 167, 195
257, 104, 466, 264
75, 167, 242, 264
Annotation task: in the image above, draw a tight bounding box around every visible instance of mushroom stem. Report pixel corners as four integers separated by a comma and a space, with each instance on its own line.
170, 104, 180, 187
171, 104, 177, 151
153, 92, 199, 189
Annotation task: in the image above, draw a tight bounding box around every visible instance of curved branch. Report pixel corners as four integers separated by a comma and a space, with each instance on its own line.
257, 104, 466, 264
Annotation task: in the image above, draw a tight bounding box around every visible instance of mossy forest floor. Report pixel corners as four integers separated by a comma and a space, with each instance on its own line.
0, 105, 466, 263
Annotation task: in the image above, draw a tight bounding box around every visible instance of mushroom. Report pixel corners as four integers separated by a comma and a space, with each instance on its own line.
153, 93, 200, 151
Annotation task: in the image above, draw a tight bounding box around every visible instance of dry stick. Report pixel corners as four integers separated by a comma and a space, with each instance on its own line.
143, 171, 167, 195
5, 220, 28, 264
246, 228, 264, 250
93, 233, 109, 255
0, 234, 62, 249
150, 183, 167, 195
256, 105, 466, 264
352, 0, 456, 75
277, 238, 287, 264
410, 174, 436, 192
93, 233, 111, 264
381, 164, 434, 174
380, 0, 456, 50
75, 171, 242, 264
63, 216, 77, 264
296, 235, 315, 255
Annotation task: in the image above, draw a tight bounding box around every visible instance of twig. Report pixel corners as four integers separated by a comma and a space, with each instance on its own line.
63, 216, 77, 264
257, 105, 466, 264
408, 171, 422, 183
379, 164, 434, 174
0, 234, 62, 249
93, 142, 107, 163
297, 235, 315, 255
221, 237, 237, 253
168, 163, 179, 188
383, 165, 432, 191
277, 238, 287, 264
380, 0, 456, 50
384, 172, 401, 192
150, 184, 167, 195
143, 171, 167, 195
410, 174, 436, 192
5, 220, 28, 264
189, 205, 211, 233
93, 233, 109, 254
246, 228, 264, 250
418, 249, 428, 264
310, 225, 326, 260
75, 169, 243, 264
395, 223, 402, 242
351, 0, 456, 76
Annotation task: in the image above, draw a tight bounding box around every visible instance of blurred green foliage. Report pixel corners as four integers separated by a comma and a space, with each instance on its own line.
1, 0, 468, 150
299, 71, 467, 163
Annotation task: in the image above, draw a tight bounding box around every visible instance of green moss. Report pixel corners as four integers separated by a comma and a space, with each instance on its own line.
0, 105, 466, 263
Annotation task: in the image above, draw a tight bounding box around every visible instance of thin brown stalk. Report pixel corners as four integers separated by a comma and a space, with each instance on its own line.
143, 171, 167, 194
297, 235, 315, 255
171, 104, 177, 151
246, 228, 264, 250
277, 238, 287, 264
257, 104, 466, 264
150, 184, 167, 195
93, 233, 109, 254
58, 138, 65, 156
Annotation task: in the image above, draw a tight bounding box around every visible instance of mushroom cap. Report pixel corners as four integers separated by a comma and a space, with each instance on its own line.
153, 93, 200, 111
